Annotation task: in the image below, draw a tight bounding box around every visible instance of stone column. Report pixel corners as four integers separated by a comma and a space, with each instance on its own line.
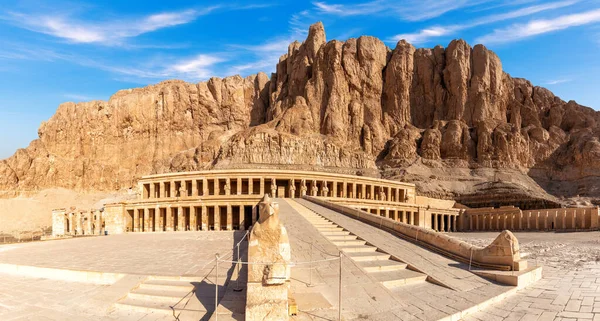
168, 181, 174, 198
239, 207, 245, 231
217, 206, 224, 231
203, 178, 209, 196
133, 209, 140, 232
143, 208, 149, 232
395, 189, 400, 203
387, 187, 392, 202
385, 208, 389, 218
166, 207, 173, 231
452, 216, 457, 232
191, 180, 198, 197
190, 207, 197, 231
342, 182, 347, 198
440, 214, 445, 232
159, 182, 165, 198
260, 178, 265, 196
201, 205, 208, 231
237, 178, 242, 195
214, 179, 220, 196
369, 185, 375, 200
227, 205, 233, 231
249, 178, 254, 195
150, 183, 155, 199
361, 185, 366, 199
433, 213, 438, 231
351, 183, 356, 199
177, 206, 184, 231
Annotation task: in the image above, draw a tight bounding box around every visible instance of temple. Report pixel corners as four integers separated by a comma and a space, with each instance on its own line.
51, 169, 600, 237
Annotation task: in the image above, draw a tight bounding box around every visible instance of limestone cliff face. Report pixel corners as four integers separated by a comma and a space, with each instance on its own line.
2, 22, 599, 203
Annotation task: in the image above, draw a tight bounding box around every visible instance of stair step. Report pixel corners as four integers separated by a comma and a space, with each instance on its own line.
372, 270, 428, 288
326, 235, 358, 241
129, 287, 193, 302
139, 279, 196, 291
359, 260, 408, 272
114, 297, 173, 314
338, 245, 377, 253
344, 252, 390, 261
317, 227, 344, 232
331, 240, 366, 246
321, 231, 351, 236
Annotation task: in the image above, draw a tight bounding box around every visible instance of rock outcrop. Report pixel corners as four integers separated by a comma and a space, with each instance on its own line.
2, 22, 600, 206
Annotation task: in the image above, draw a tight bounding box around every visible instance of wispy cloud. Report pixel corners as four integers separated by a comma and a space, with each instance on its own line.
63, 93, 96, 101
544, 78, 572, 85
227, 38, 293, 75
476, 8, 600, 44
390, 1, 576, 44
313, 0, 488, 21
2, 7, 217, 45
313, 1, 384, 16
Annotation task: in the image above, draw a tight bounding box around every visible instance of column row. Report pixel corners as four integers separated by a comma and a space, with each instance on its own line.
141, 177, 409, 203
128, 204, 258, 232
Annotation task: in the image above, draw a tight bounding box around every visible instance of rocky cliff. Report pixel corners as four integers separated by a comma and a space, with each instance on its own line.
2, 22, 599, 207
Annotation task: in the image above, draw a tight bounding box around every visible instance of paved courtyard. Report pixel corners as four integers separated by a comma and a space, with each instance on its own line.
452, 232, 600, 321
0, 231, 241, 276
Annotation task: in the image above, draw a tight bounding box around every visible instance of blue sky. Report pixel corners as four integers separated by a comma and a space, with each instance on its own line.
1, 0, 600, 160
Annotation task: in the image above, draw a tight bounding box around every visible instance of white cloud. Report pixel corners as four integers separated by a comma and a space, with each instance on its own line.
3, 7, 216, 45
63, 93, 96, 101
544, 79, 572, 85
168, 55, 226, 79
313, 0, 488, 21
390, 1, 576, 44
313, 1, 384, 16
476, 8, 600, 44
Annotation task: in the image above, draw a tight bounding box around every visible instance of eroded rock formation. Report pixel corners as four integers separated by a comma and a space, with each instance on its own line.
2, 22, 600, 206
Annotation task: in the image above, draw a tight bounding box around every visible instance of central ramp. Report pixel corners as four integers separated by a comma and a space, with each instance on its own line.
287, 199, 430, 290
291, 198, 517, 321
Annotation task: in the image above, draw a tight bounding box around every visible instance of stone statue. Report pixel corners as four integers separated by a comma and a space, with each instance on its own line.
322, 184, 329, 197
246, 195, 292, 320
380, 191, 386, 201
271, 178, 277, 198
311, 180, 318, 197
178, 185, 186, 197
224, 181, 231, 195
300, 179, 307, 196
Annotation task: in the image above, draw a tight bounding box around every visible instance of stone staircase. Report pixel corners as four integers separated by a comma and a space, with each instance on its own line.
115, 275, 217, 319
287, 199, 429, 289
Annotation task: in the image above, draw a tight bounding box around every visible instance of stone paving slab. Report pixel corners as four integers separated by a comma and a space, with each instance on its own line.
461, 263, 600, 321
0, 231, 241, 276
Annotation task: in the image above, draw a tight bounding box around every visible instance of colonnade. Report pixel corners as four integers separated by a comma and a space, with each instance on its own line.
431, 213, 458, 232
464, 207, 599, 231
127, 203, 256, 232
55, 210, 104, 236
140, 175, 410, 203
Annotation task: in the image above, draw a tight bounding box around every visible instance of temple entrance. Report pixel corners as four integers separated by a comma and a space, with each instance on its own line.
219, 206, 227, 230
184, 207, 190, 231
232, 206, 240, 230
244, 206, 253, 230
208, 207, 215, 230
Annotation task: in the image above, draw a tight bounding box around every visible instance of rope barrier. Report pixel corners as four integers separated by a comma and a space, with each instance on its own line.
216, 256, 341, 266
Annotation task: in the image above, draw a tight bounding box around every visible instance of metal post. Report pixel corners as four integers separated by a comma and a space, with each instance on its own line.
338, 251, 343, 321
234, 244, 242, 292
215, 253, 219, 321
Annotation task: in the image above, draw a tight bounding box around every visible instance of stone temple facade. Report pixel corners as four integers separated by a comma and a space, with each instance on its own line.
51, 169, 463, 236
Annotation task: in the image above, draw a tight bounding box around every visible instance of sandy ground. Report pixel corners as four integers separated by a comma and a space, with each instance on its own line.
449, 231, 600, 271
0, 188, 133, 236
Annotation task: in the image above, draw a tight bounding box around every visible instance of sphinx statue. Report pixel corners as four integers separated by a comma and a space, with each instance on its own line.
246, 195, 292, 320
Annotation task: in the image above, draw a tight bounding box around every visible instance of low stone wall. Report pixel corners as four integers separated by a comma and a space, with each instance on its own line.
462, 206, 600, 231
304, 196, 525, 271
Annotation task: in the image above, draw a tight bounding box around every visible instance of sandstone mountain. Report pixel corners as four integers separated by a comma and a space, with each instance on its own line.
2, 22, 599, 208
